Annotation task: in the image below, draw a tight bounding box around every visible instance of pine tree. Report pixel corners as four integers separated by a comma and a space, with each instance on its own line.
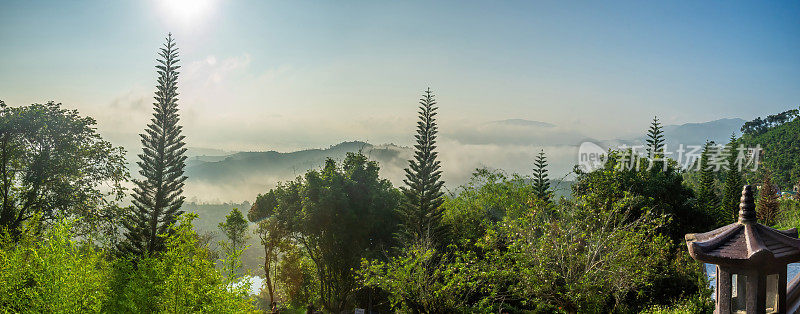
757, 170, 780, 225
697, 141, 719, 218
120, 34, 188, 257
645, 116, 666, 171
399, 88, 445, 246
721, 133, 743, 222
532, 149, 552, 203
645, 116, 665, 157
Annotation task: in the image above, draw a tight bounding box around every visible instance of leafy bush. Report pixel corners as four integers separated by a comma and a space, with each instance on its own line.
774, 199, 800, 229
0, 218, 111, 312
0, 213, 255, 313
641, 294, 714, 314
506, 196, 673, 313
360, 243, 478, 313
105, 213, 255, 313
363, 168, 710, 313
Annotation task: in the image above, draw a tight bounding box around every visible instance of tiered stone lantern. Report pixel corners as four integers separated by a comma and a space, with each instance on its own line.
685, 185, 800, 314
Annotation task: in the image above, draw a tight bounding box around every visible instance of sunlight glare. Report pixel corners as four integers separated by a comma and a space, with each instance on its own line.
156, 0, 216, 26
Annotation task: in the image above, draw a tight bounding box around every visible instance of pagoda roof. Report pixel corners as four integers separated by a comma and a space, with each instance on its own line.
685, 185, 800, 267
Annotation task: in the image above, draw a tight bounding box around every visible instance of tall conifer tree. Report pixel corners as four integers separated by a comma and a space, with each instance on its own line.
532, 149, 552, 203
697, 141, 719, 219
120, 34, 188, 256
721, 133, 743, 222
399, 88, 445, 246
758, 170, 780, 225
645, 116, 665, 156
646, 116, 665, 171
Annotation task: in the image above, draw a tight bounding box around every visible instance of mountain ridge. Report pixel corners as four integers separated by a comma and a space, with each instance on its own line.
182, 118, 745, 202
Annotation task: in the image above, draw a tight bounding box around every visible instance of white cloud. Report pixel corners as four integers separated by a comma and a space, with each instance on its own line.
183, 53, 251, 87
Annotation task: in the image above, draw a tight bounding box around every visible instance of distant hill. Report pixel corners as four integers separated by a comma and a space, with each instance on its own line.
661, 118, 745, 146
450, 118, 590, 146
183, 141, 412, 202
609, 118, 745, 148
179, 118, 751, 202
186, 147, 235, 157
489, 119, 556, 128
186, 155, 231, 167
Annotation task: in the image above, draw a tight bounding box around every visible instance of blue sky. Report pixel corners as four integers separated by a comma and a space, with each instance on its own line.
1, 0, 798, 154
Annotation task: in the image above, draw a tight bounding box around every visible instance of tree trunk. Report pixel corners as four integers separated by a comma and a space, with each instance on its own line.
265, 246, 275, 303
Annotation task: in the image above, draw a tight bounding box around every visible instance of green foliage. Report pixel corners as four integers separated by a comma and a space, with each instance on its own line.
251, 152, 400, 312
532, 149, 552, 203
570, 150, 713, 310
739, 113, 800, 188
740, 108, 798, 136
573, 150, 712, 244
0, 213, 254, 313
252, 215, 290, 304
0, 101, 128, 243
182, 201, 269, 271
360, 243, 477, 313
0, 218, 111, 313
721, 133, 743, 223
399, 88, 446, 247
647, 116, 665, 159
220, 208, 249, 251
218, 208, 250, 279
365, 166, 711, 313
774, 199, 800, 230
121, 33, 188, 257
106, 213, 255, 313
275, 245, 319, 309
442, 168, 538, 247
697, 141, 721, 223
641, 294, 714, 314
507, 196, 673, 313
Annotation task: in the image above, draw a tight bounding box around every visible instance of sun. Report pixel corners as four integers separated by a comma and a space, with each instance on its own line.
156, 0, 216, 27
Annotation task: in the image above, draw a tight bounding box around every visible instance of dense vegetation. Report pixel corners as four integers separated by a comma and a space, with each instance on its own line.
2, 33, 799, 313
0, 101, 127, 244
0, 214, 254, 312
740, 108, 798, 137
740, 115, 800, 188
242, 113, 728, 312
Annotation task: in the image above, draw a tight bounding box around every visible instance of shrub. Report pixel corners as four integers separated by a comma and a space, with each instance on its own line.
641, 294, 714, 313
106, 213, 255, 313
0, 218, 111, 312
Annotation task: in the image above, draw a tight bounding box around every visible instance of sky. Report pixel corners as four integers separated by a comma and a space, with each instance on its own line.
1, 0, 799, 187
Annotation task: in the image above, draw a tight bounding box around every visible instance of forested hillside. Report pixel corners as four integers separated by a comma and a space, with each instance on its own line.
184, 141, 411, 202
740, 116, 800, 188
